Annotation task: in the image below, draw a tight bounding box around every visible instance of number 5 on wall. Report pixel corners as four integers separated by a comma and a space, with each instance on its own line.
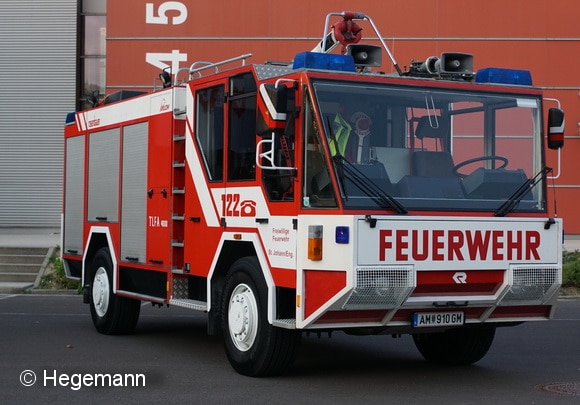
145, 2, 188, 25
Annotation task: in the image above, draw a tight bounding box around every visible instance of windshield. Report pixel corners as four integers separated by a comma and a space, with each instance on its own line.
306, 79, 545, 213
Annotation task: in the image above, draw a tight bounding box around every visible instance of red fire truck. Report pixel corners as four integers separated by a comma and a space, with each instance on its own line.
63, 12, 566, 376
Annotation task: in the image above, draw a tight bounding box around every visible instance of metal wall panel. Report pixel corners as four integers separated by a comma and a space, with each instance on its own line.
87, 129, 120, 222
63, 136, 85, 255
120, 122, 148, 262
0, 1, 76, 227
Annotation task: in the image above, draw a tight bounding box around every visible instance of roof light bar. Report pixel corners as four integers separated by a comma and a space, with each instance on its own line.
475, 68, 533, 86
293, 52, 355, 72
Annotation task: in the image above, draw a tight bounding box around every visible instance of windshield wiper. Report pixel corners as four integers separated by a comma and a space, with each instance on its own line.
494, 166, 552, 217
333, 155, 407, 214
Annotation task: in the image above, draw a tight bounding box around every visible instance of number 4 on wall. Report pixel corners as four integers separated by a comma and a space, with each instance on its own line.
146, 50, 188, 76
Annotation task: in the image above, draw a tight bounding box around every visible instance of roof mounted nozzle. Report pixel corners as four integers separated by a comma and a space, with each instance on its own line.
313, 11, 402, 75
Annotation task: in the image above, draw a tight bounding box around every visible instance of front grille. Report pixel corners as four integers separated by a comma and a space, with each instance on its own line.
343, 266, 415, 309
500, 265, 561, 305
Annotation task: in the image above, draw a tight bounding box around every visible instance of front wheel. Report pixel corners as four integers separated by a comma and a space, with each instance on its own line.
89, 247, 141, 335
413, 326, 496, 365
221, 257, 301, 376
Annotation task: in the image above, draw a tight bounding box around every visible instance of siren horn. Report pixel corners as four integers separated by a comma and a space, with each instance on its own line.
436, 53, 473, 74
346, 44, 382, 67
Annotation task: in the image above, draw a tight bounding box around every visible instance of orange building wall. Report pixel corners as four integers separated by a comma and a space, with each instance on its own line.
106, 0, 580, 233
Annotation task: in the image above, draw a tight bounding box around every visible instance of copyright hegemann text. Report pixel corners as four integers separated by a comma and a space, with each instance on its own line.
20, 369, 146, 390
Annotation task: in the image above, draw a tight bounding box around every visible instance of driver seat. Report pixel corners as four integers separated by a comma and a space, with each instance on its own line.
399, 151, 465, 199
401, 151, 464, 199
413, 150, 455, 177
412, 115, 456, 177
397, 116, 465, 198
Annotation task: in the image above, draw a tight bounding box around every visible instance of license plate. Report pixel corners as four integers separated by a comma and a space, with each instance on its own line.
413, 311, 464, 328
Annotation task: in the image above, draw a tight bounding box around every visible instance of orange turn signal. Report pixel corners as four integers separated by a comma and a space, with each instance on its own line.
307, 225, 323, 261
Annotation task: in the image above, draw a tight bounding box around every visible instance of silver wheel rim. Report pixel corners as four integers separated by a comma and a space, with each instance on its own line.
92, 267, 110, 318
227, 283, 258, 352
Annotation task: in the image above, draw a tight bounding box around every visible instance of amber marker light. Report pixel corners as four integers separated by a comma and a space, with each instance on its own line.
308, 225, 323, 260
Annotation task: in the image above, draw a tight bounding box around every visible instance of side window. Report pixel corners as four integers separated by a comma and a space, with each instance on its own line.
261, 87, 296, 202
303, 98, 337, 208
228, 73, 257, 181
196, 85, 224, 181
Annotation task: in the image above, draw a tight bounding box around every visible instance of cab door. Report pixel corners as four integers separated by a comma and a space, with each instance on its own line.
183, 80, 227, 276
222, 72, 260, 227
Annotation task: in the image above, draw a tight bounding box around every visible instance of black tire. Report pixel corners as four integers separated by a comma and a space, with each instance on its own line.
89, 247, 141, 335
413, 326, 496, 365
221, 257, 301, 377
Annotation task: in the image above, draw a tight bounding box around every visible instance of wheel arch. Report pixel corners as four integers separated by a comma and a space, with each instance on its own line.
82, 226, 118, 291
207, 234, 276, 334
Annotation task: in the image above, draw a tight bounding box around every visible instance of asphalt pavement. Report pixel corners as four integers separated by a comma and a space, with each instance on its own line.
1, 294, 579, 404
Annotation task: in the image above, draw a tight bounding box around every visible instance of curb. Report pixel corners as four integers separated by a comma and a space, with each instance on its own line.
557, 295, 580, 300
24, 288, 80, 295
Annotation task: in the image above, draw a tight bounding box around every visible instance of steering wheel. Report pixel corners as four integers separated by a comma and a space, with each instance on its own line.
453, 155, 508, 178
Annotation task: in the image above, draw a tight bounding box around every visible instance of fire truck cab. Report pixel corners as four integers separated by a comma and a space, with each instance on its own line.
63, 12, 565, 376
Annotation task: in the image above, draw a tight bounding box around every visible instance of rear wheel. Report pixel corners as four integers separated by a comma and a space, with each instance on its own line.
89, 247, 141, 335
413, 326, 496, 365
221, 257, 301, 376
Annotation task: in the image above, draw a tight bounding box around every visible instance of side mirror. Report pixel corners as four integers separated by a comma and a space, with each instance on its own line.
257, 84, 288, 136
255, 82, 297, 173
547, 107, 565, 149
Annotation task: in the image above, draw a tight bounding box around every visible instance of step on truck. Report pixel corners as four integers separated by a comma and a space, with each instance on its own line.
63, 11, 566, 376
